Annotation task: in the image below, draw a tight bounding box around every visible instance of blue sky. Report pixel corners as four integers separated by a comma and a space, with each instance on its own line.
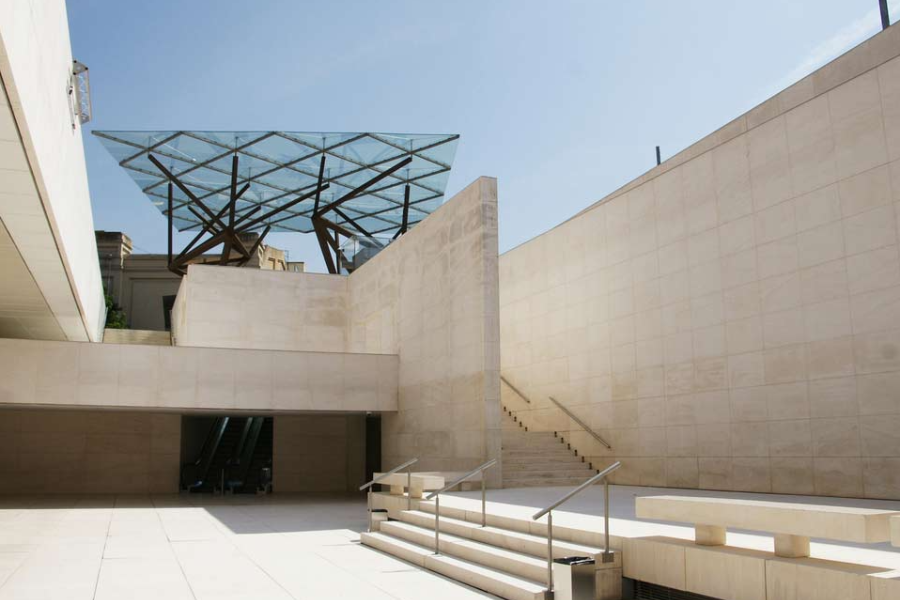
70, 0, 897, 272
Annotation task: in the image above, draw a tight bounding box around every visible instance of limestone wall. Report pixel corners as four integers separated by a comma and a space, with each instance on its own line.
172, 265, 349, 353
0, 337, 396, 413
0, 408, 179, 494
348, 177, 502, 484
499, 27, 900, 499
273, 414, 366, 492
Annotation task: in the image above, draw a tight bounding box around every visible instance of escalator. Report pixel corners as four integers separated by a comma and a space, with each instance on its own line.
181, 416, 273, 493
242, 417, 273, 493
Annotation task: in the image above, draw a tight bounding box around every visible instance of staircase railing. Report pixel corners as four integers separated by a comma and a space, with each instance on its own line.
501, 375, 612, 450
425, 458, 497, 555
359, 457, 418, 532
532, 461, 621, 596
500, 375, 530, 404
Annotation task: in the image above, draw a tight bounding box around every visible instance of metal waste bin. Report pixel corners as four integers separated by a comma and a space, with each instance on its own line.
552, 556, 595, 600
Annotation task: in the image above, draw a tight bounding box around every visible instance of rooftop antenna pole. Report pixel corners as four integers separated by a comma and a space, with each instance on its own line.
655, 145, 661, 166
881, 0, 891, 29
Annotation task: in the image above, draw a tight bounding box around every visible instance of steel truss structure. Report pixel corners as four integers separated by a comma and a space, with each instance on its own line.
93, 130, 459, 274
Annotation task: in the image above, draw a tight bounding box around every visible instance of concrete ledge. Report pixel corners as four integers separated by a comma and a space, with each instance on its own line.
685, 543, 769, 600
623, 536, 690, 591
0, 337, 398, 413
766, 556, 884, 600
871, 570, 900, 600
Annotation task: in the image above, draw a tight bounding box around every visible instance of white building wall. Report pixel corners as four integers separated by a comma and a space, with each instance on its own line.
0, 0, 105, 341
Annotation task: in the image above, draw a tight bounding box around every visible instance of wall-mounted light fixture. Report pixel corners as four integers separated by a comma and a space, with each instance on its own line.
69, 60, 92, 127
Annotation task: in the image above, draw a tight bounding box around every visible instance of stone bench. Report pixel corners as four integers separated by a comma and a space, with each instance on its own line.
373, 472, 444, 499
636, 495, 900, 558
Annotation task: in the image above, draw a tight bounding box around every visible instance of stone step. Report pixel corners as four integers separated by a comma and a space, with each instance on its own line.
503, 469, 596, 479
501, 430, 558, 439
501, 450, 577, 460
501, 438, 566, 448
360, 532, 547, 600
502, 477, 595, 488
503, 461, 592, 472
380, 520, 548, 582
502, 443, 571, 451
400, 509, 601, 560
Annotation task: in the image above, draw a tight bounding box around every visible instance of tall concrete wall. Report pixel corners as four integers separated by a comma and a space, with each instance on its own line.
172, 266, 348, 352
0, 337, 396, 413
0, 408, 179, 494
349, 177, 501, 484
169, 178, 503, 483
273, 414, 366, 492
499, 27, 900, 499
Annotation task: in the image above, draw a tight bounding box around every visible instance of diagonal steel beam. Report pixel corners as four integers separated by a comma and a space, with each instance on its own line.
239, 225, 271, 267
148, 153, 231, 234
314, 156, 412, 218
235, 184, 329, 234
313, 220, 337, 274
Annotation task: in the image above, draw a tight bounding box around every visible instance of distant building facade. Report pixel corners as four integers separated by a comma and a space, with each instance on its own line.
96, 231, 302, 331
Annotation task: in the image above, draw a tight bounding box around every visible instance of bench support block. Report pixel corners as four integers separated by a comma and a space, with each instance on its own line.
695, 524, 726, 546
596, 551, 623, 600
774, 533, 810, 558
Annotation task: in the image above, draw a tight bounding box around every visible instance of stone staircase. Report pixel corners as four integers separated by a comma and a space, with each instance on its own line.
502, 406, 598, 488
360, 500, 602, 600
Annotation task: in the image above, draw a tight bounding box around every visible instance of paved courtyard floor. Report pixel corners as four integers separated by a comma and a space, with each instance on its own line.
0, 493, 497, 600
1, 486, 899, 599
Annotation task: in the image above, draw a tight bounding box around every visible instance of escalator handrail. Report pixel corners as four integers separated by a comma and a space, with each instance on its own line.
230, 417, 265, 489
189, 416, 230, 488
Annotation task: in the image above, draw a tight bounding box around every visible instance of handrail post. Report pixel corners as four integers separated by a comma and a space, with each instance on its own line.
546, 510, 554, 595
531, 460, 622, 592
481, 477, 486, 527
359, 457, 420, 533
434, 495, 440, 555
426, 458, 497, 555
604, 478, 610, 555
367, 487, 373, 532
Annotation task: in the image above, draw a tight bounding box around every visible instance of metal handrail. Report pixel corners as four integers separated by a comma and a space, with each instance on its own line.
501, 375, 612, 450
500, 375, 531, 404
531, 461, 621, 596
548, 396, 612, 450
359, 457, 418, 532
425, 458, 497, 555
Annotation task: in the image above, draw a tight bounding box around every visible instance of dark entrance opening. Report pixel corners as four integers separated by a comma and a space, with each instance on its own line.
162, 294, 176, 331
365, 413, 381, 484
180, 415, 273, 493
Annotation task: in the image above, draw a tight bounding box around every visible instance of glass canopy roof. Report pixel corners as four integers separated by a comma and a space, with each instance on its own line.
93, 130, 459, 236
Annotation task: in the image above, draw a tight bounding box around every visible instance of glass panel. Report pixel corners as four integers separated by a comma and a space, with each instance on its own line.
158, 134, 227, 164
247, 135, 313, 164
93, 130, 458, 234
